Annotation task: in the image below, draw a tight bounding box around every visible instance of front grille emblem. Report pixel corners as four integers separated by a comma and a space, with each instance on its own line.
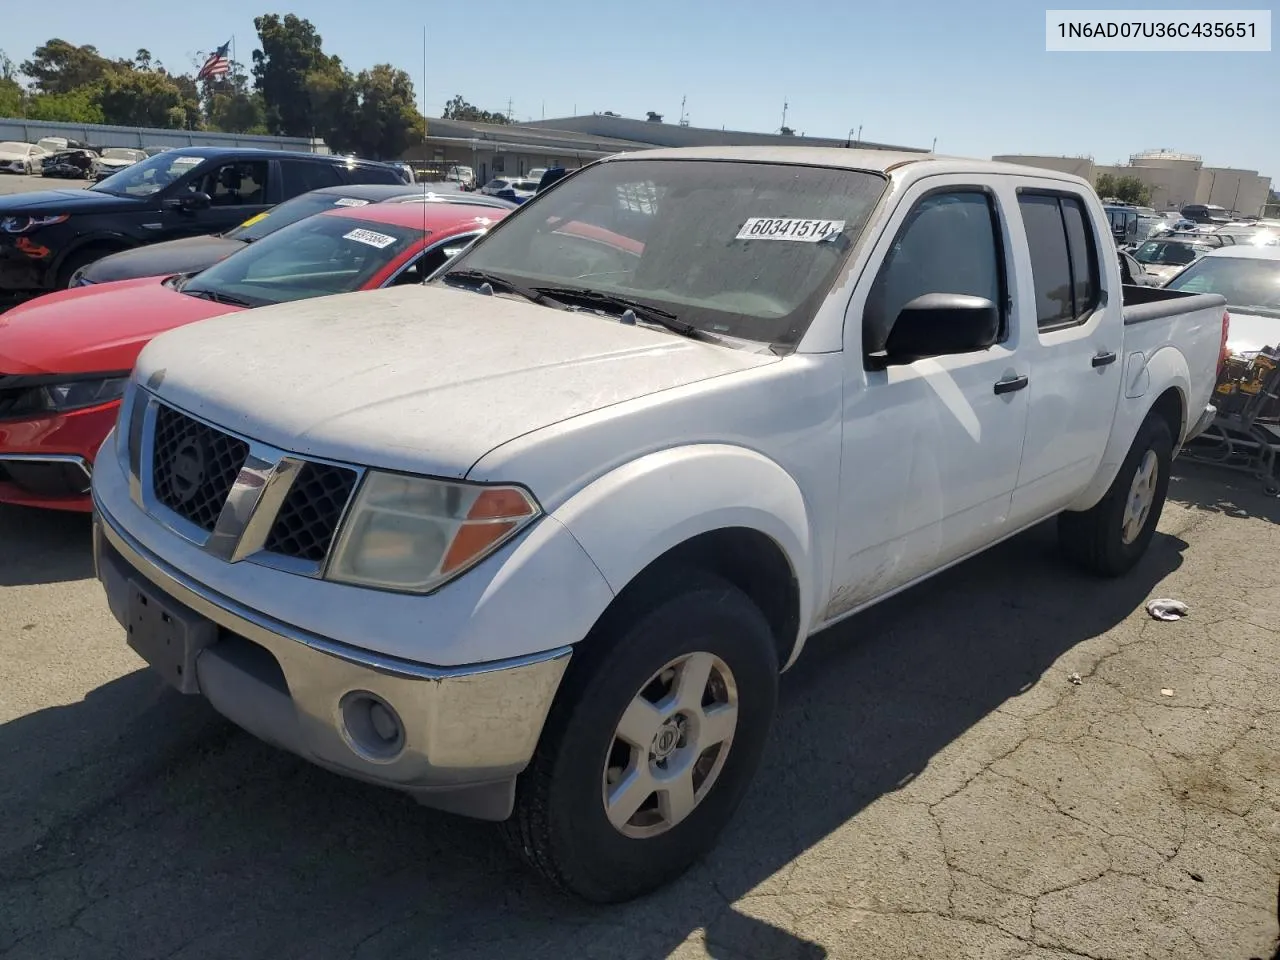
170, 442, 207, 504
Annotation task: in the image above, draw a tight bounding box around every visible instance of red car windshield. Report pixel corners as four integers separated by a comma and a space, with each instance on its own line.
181, 213, 422, 307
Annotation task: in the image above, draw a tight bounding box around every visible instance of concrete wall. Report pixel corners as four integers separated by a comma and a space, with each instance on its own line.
0, 116, 327, 153
1198, 167, 1270, 217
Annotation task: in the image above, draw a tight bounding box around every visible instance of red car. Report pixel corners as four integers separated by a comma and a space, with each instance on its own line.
0, 201, 504, 511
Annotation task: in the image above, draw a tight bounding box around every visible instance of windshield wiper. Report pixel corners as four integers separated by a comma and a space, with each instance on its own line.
183, 287, 255, 308
530, 286, 707, 341
441, 269, 562, 308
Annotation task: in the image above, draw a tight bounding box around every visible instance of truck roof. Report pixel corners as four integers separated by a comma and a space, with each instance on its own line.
599, 146, 1093, 187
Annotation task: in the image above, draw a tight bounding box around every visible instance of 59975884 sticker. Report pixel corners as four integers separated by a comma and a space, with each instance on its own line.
735, 217, 846, 242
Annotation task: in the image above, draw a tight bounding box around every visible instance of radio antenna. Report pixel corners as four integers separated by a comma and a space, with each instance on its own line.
420, 24, 428, 282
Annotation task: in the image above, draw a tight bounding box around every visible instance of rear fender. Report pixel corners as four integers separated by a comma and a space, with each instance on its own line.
551, 444, 819, 668
1066, 345, 1188, 512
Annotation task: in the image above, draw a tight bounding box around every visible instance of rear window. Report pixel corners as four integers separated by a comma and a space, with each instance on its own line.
1018, 192, 1100, 330
225, 192, 376, 242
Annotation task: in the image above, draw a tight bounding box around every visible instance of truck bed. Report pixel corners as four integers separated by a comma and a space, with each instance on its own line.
1121, 284, 1225, 325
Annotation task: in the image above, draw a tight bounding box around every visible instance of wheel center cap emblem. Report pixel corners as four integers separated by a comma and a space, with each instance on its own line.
171, 441, 206, 504
652, 719, 681, 759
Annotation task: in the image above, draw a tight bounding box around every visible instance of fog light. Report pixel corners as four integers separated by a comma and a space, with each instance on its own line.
339, 691, 405, 762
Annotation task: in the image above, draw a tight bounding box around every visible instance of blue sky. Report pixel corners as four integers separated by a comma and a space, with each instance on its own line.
4, 0, 1275, 181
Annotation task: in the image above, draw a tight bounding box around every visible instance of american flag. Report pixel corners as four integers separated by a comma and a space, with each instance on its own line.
196, 41, 232, 81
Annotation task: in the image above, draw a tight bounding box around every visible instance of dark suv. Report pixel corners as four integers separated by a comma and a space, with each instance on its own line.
0, 147, 407, 298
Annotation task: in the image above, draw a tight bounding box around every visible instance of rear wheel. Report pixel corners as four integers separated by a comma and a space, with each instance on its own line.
1058, 413, 1173, 577
503, 571, 779, 902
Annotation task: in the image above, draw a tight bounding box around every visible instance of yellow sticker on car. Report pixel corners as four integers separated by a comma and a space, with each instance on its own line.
238, 212, 269, 229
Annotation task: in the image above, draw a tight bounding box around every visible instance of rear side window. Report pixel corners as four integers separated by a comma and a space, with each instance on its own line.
863, 190, 1006, 354
280, 160, 344, 197
1019, 192, 1101, 330
345, 163, 405, 186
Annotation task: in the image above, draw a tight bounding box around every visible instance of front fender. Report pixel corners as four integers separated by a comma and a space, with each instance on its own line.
551, 444, 819, 668
1067, 345, 1189, 512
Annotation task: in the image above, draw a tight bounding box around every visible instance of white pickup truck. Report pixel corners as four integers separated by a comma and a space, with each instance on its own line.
91, 147, 1227, 902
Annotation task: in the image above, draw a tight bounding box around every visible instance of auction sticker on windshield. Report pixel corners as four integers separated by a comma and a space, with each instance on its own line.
333, 198, 370, 207
343, 228, 398, 249
736, 218, 845, 242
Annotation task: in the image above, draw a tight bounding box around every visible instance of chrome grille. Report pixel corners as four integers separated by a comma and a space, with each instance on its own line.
263, 462, 358, 562
151, 405, 249, 532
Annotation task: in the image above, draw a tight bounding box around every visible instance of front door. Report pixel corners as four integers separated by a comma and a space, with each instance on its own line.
1008, 189, 1123, 526
824, 181, 1030, 622
161, 159, 273, 239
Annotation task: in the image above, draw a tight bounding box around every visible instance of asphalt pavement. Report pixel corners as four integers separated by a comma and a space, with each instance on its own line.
0, 173, 92, 196
1, 458, 1278, 959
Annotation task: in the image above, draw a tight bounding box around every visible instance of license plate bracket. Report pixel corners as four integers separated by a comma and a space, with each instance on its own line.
126, 581, 217, 695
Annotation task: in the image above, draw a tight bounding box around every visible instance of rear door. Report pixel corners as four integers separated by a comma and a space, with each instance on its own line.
278, 158, 345, 200
1008, 186, 1124, 526
825, 178, 1031, 620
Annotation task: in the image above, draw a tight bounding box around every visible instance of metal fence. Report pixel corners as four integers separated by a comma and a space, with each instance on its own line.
0, 116, 328, 153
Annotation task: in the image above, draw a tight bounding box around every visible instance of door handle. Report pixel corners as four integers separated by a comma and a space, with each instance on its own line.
993, 375, 1029, 395
1092, 351, 1118, 368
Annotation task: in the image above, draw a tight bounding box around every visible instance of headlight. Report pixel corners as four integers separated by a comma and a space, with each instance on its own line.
40, 376, 129, 413
327, 473, 540, 593
0, 214, 69, 234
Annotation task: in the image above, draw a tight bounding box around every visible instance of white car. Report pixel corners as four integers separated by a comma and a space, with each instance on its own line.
0, 141, 48, 175
91, 148, 1224, 903
1163, 245, 1280, 355
93, 148, 148, 181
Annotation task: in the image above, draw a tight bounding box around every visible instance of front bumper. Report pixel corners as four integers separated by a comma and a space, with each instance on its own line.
0, 402, 119, 510
93, 501, 572, 820
1184, 402, 1218, 444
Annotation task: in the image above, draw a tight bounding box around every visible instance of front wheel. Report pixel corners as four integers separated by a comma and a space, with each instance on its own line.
503, 572, 779, 902
1058, 413, 1173, 577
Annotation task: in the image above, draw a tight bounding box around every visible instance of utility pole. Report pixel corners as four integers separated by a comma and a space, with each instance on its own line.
780, 98, 788, 133
506, 98, 513, 122
931, 137, 937, 153
679, 95, 687, 126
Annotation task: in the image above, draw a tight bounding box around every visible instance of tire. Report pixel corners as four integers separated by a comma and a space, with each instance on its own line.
502, 570, 779, 902
1058, 413, 1173, 577
54, 247, 116, 290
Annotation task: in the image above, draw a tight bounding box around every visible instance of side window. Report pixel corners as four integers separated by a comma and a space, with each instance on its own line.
863, 190, 1005, 355
1019, 192, 1100, 330
386, 235, 479, 287
280, 160, 343, 197
195, 160, 269, 206
345, 163, 403, 186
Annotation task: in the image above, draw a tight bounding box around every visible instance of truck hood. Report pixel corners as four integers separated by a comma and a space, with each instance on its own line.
138, 285, 777, 477
81, 235, 244, 284
1225, 310, 1280, 356
0, 188, 146, 215
0, 277, 236, 375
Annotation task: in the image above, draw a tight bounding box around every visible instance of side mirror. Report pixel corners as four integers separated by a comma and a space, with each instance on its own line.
878, 293, 999, 366
166, 191, 211, 212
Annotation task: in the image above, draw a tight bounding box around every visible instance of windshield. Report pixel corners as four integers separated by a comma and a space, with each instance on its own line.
225, 193, 379, 242
181, 212, 422, 307
1165, 257, 1280, 319
438, 158, 885, 346
1133, 240, 1211, 266
92, 152, 205, 197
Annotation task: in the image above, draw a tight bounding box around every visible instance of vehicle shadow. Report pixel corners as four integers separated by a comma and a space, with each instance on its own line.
0, 504, 94, 586
0, 521, 1186, 960
1169, 458, 1280, 524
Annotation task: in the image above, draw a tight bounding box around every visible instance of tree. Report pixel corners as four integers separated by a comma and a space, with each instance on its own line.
97, 69, 185, 128
21, 39, 114, 94
25, 88, 104, 123
1114, 176, 1151, 206
1095, 173, 1118, 199
0, 50, 22, 117
442, 94, 509, 125
333, 65, 424, 159
252, 14, 343, 137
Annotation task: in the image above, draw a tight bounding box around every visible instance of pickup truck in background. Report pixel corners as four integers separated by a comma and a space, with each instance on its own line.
90, 148, 1226, 903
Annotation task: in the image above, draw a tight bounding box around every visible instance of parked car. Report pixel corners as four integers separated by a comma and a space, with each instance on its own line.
479, 177, 515, 196
70, 183, 517, 287
93, 147, 148, 181
1104, 204, 1140, 245
446, 165, 476, 189
35, 137, 69, 154
389, 161, 416, 184
492, 178, 540, 204
0, 142, 49, 176
1163, 246, 1280, 355
0, 201, 505, 511
88, 148, 1225, 902
1131, 236, 1219, 285
0, 147, 409, 298
527, 167, 548, 181
1181, 203, 1230, 224
40, 149, 99, 180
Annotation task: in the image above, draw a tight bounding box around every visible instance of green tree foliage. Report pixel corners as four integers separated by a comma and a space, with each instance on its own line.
1095, 173, 1118, 198
1114, 176, 1151, 206
0, 51, 23, 116
333, 65, 424, 159
21, 39, 115, 94
442, 94, 510, 124
98, 69, 185, 127
26, 88, 104, 123
252, 14, 345, 137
